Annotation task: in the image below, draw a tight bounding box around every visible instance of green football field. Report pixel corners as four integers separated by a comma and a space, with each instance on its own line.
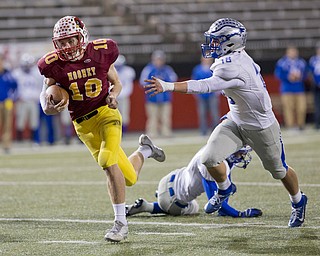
1, 129, 320, 256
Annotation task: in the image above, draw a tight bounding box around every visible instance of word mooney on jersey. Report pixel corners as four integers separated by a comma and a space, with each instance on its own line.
67, 67, 96, 81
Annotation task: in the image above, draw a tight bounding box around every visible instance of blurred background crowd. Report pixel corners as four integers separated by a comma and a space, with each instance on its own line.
1, 0, 320, 154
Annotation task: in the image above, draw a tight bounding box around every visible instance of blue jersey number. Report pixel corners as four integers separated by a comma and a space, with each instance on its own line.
221, 56, 232, 64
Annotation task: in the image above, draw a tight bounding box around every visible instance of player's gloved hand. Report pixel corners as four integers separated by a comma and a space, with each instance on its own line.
239, 208, 262, 218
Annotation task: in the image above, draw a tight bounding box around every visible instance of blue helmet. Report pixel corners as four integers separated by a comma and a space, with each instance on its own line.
201, 18, 247, 59
227, 145, 252, 169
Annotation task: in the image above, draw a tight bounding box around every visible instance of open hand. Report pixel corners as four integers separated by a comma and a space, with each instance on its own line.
144, 76, 164, 97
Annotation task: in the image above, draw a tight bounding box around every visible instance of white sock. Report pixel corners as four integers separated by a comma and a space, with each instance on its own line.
217, 178, 231, 191
289, 190, 302, 204
137, 145, 152, 159
224, 160, 232, 176
112, 203, 127, 225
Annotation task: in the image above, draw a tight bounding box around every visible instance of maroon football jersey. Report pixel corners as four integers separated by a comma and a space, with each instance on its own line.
38, 39, 119, 120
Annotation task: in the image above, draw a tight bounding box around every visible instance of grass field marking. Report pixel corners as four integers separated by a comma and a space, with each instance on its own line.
136, 232, 195, 236
1, 217, 319, 229
0, 181, 319, 187
36, 233, 195, 245
0, 181, 158, 186
38, 240, 100, 244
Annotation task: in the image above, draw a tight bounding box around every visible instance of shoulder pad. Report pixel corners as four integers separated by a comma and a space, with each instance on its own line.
212, 64, 240, 81
37, 50, 61, 78
87, 39, 119, 64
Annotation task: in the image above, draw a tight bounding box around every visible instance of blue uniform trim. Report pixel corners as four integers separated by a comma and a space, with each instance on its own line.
152, 202, 165, 214
201, 177, 217, 199
169, 187, 174, 196
279, 135, 288, 170
175, 201, 188, 208
218, 201, 240, 217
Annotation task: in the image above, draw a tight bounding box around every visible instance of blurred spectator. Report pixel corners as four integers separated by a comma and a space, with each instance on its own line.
12, 53, 42, 145
274, 46, 308, 131
308, 43, 320, 130
191, 56, 220, 136
0, 53, 17, 153
39, 107, 55, 145
139, 50, 177, 137
114, 54, 136, 134
59, 108, 74, 145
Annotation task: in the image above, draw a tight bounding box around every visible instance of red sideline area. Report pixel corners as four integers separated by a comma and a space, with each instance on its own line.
128, 74, 282, 131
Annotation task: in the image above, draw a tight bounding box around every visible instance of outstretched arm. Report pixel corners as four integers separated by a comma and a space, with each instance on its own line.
219, 203, 263, 218
144, 76, 244, 97
144, 76, 188, 96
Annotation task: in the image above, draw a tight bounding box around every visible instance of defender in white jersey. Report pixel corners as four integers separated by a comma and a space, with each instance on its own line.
144, 18, 307, 227
12, 53, 43, 143
126, 146, 262, 217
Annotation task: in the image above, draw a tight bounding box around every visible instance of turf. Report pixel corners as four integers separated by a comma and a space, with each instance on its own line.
0, 129, 320, 256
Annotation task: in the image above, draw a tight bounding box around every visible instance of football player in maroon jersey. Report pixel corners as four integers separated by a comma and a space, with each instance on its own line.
38, 16, 165, 242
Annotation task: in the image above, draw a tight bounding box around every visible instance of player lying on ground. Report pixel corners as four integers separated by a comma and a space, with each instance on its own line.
126, 145, 262, 217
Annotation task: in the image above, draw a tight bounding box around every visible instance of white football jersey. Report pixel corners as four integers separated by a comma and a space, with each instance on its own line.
116, 65, 136, 99
12, 66, 43, 102
187, 50, 277, 129
172, 147, 230, 203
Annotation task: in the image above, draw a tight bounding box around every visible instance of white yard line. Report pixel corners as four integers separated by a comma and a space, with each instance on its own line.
0, 180, 318, 187
136, 232, 195, 236
38, 240, 100, 245
0, 217, 319, 229
37, 232, 195, 245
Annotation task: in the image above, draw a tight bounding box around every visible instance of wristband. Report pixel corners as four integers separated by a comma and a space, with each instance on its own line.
158, 79, 174, 92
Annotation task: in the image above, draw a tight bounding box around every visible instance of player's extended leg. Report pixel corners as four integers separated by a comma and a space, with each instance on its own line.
202, 169, 261, 218
104, 164, 128, 242
126, 198, 165, 216
242, 121, 307, 227
202, 174, 261, 217
118, 134, 166, 186
281, 166, 308, 227
204, 162, 237, 213
201, 120, 243, 213
104, 134, 165, 239
73, 106, 129, 242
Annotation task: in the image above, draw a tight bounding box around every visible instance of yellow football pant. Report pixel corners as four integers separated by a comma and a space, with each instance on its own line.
73, 105, 137, 186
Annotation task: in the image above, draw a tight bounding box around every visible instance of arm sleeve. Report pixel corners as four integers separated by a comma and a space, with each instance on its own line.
186, 76, 244, 94
219, 201, 240, 217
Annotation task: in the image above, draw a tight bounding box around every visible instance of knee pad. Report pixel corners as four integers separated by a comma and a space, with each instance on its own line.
262, 162, 287, 180
270, 169, 286, 180
125, 175, 137, 187
200, 151, 221, 168
98, 149, 117, 169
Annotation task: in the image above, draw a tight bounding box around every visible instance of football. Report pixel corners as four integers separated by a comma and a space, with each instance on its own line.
46, 85, 69, 105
